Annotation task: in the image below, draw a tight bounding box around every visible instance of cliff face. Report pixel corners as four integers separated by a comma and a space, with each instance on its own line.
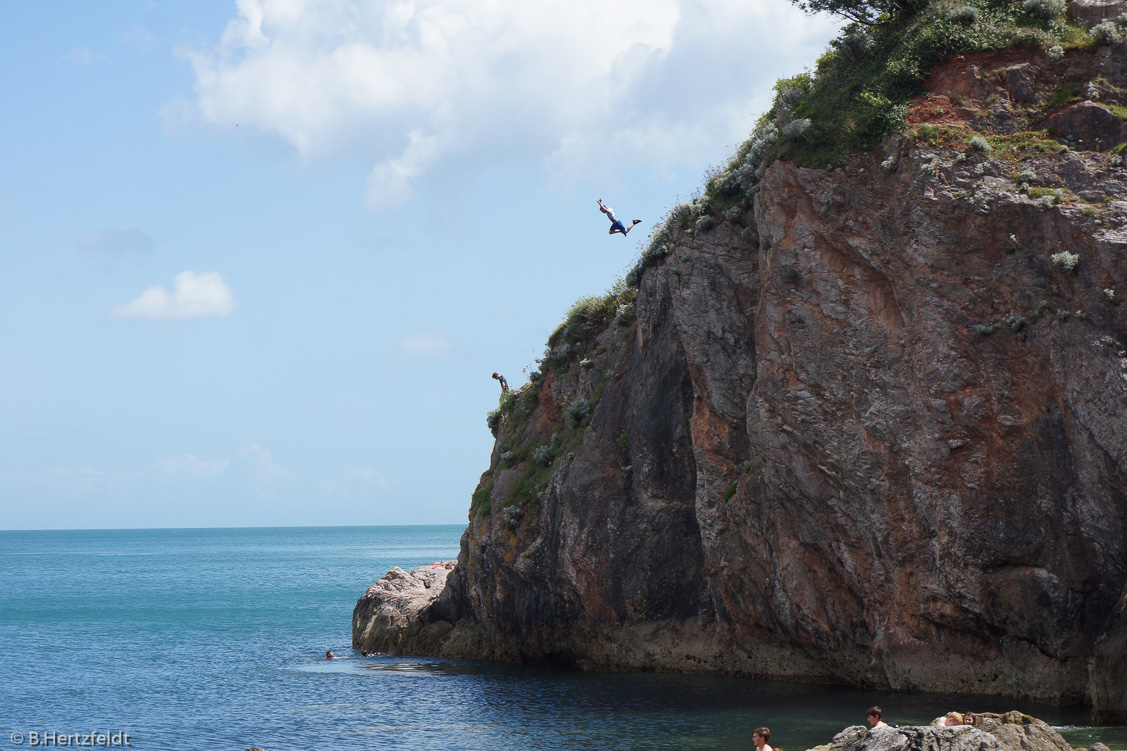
356, 45, 1127, 721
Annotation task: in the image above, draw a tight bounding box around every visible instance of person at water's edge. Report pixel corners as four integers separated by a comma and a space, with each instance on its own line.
867, 707, 889, 729
753, 727, 773, 751
597, 198, 640, 236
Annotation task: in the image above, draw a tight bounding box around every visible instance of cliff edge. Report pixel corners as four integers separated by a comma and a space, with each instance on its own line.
355, 18, 1127, 723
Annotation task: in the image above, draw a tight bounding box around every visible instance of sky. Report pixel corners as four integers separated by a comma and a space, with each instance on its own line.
0, 0, 841, 530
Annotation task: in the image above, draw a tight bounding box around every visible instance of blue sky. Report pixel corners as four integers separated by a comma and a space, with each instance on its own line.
0, 1, 840, 529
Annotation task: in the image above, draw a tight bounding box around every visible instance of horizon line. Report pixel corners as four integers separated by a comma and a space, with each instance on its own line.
0, 522, 469, 533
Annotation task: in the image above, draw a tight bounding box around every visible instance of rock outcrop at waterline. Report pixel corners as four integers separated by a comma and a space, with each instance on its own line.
355, 44, 1127, 721
353, 562, 456, 653
812, 713, 1087, 751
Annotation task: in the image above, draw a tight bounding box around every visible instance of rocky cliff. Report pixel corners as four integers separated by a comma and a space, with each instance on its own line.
355, 38, 1127, 722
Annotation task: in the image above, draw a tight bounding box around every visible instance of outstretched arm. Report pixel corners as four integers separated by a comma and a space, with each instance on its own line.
597, 198, 608, 214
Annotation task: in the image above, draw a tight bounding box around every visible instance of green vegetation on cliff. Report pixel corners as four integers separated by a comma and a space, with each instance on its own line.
474, 277, 636, 522
627, 0, 1088, 288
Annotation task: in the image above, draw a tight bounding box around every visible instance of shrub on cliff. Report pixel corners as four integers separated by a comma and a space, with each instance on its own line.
790, 0, 924, 26
968, 135, 993, 154
1091, 20, 1119, 44
1022, 0, 1065, 20
471, 482, 493, 516
565, 398, 591, 428
1050, 250, 1080, 270
556, 278, 636, 340
531, 444, 554, 466
948, 5, 979, 24
501, 504, 523, 529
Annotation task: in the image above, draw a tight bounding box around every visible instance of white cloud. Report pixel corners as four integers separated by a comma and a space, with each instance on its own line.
178, 0, 841, 205
155, 453, 230, 478
239, 443, 278, 466
347, 465, 391, 487
367, 129, 440, 206
121, 25, 159, 52
109, 270, 238, 321
65, 47, 106, 64
400, 332, 451, 357
237, 443, 295, 499
316, 465, 394, 500
79, 228, 153, 257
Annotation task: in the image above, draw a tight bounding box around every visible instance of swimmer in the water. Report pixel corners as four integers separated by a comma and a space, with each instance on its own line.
326, 650, 334, 660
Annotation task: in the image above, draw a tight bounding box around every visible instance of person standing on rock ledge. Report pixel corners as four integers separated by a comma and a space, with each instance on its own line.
597, 198, 641, 236
753, 727, 773, 751
492, 372, 508, 395
867, 707, 890, 729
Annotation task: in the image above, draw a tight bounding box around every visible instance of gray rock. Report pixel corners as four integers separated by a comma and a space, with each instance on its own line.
808, 721, 1074, 751
1045, 101, 1127, 151
1068, 0, 1127, 28
352, 562, 456, 653
1005, 64, 1040, 104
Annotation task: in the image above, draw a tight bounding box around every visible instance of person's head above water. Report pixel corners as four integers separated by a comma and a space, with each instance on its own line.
326, 650, 334, 659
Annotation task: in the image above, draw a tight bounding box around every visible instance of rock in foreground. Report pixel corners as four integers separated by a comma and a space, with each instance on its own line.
812, 713, 1076, 751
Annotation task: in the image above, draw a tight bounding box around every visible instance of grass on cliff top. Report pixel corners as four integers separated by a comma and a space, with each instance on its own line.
624, 0, 1080, 290
772, 0, 1075, 169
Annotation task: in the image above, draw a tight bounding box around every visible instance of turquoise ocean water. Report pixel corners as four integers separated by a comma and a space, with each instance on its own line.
1, 525, 1123, 751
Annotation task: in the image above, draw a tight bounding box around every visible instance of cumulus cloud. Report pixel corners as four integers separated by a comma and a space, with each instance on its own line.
400, 332, 451, 357
155, 453, 231, 478
65, 47, 106, 64
178, 0, 841, 205
109, 270, 238, 320
79, 228, 153, 257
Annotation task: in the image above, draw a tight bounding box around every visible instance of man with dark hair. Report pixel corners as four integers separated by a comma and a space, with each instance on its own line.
597, 198, 641, 236
492, 372, 509, 394
867, 707, 889, 729
753, 727, 773, 751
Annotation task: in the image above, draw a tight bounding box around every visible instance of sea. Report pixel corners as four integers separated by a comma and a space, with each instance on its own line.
1, 525, 1123, 751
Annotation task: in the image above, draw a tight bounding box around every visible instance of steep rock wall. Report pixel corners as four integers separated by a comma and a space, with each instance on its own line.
356, 47, 1127, 721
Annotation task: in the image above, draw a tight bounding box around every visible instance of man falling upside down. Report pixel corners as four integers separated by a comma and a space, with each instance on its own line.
597, 198, 641, 236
